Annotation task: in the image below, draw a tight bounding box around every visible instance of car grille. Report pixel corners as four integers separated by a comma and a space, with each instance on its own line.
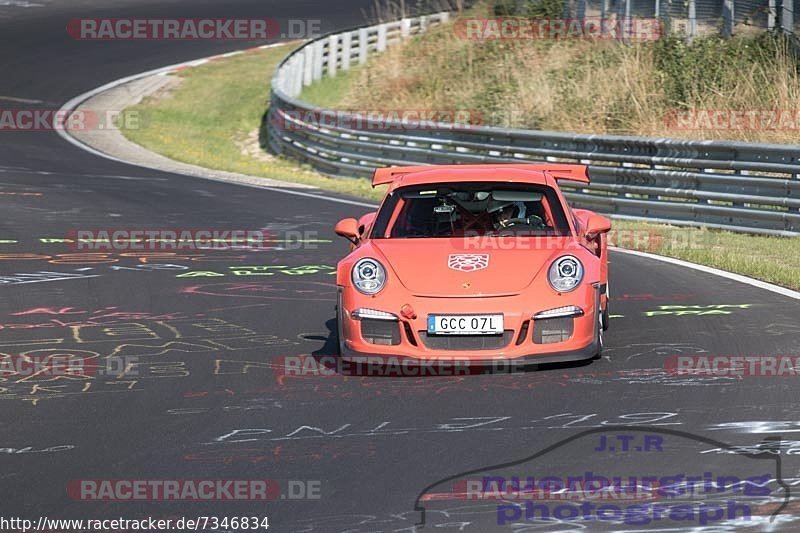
419, 330, 514, 351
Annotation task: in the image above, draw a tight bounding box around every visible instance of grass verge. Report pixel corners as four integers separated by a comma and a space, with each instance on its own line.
122, 41, 800, 291
123, 44, 383, 203
305, 1, 800, 144
607, 221, 800, 290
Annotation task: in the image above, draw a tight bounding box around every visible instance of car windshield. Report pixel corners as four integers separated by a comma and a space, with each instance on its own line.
371, 182, 572, 238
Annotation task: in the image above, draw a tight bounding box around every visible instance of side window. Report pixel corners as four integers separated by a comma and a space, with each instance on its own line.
541, 189, 571, 236
391, 198, 440, 237
370, 192, 399, 239
390, 200, 414, 238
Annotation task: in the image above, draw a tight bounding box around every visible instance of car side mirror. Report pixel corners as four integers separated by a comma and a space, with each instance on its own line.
585, 213, 612, 240
358, 211, 378, 236
335, 218, 360, 245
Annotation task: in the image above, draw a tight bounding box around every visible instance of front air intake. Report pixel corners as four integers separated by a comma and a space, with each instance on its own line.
533, 317, 574, 344
361, 318, 401, 345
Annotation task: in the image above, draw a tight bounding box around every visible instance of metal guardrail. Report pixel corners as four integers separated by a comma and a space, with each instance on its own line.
560, 0, 798, 41
267, 13, 800, 236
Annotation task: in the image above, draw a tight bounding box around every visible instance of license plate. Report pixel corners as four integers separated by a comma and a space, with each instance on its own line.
427, 314, 504, 335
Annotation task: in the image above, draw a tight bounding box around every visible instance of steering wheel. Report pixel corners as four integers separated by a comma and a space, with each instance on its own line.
502, 215, 546, 228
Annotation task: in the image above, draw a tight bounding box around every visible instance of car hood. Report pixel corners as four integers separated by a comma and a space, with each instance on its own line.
369, 237, 578, 297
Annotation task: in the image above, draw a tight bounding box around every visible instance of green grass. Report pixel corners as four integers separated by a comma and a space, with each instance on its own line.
610, 220, 800, 290
301, 67, 362, 108
123, 44, 383, 203
122, 40, 800, 291
311, 1, 800, 144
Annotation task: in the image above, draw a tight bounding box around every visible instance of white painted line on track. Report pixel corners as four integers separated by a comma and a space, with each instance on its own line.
55, 41, 290, 166
55, 42, 800, 301
611, 247, 800, 300
0, 95, 44, 104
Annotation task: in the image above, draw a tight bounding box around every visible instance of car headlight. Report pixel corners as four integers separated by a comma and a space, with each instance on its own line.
352, 258, 386, 295
548, 255, 584, 293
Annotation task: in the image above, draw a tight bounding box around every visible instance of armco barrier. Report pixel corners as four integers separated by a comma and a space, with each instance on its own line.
267, 12, 800, 236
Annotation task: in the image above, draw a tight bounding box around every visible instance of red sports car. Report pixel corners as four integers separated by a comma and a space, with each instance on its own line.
334, 164, 611, 366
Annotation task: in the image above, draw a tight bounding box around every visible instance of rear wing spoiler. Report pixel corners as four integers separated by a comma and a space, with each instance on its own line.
372, 166, 437, 187
371, 164, 589, 187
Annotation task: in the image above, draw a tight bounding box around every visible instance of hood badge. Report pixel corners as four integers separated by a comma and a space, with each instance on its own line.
448, 254, 489, 272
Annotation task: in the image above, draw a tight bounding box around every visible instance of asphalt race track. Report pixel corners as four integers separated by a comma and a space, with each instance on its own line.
1, 1, 799, 531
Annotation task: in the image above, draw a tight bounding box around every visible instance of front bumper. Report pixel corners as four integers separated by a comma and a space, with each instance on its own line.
338, 283, 601, 365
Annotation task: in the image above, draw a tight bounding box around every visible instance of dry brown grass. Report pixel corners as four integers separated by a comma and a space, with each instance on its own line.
333, 4, 800, 143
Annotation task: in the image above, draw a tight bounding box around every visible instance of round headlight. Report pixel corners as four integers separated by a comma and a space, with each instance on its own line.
548, 255, 584, 293
352, 258, 386, 295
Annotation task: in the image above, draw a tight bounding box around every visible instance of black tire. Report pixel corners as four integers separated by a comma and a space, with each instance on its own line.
336, 294, 346, 356
601, 283, 610, 331
593, 310, 604, 360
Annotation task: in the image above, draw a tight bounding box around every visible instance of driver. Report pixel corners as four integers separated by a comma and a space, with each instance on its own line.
492, 201, 527, 230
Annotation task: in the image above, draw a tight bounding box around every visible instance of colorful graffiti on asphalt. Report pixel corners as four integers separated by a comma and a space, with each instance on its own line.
644, 304, 754, 317
0, 261, 337, 286
0, 313, 298, 405
176, 265, 335, 278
